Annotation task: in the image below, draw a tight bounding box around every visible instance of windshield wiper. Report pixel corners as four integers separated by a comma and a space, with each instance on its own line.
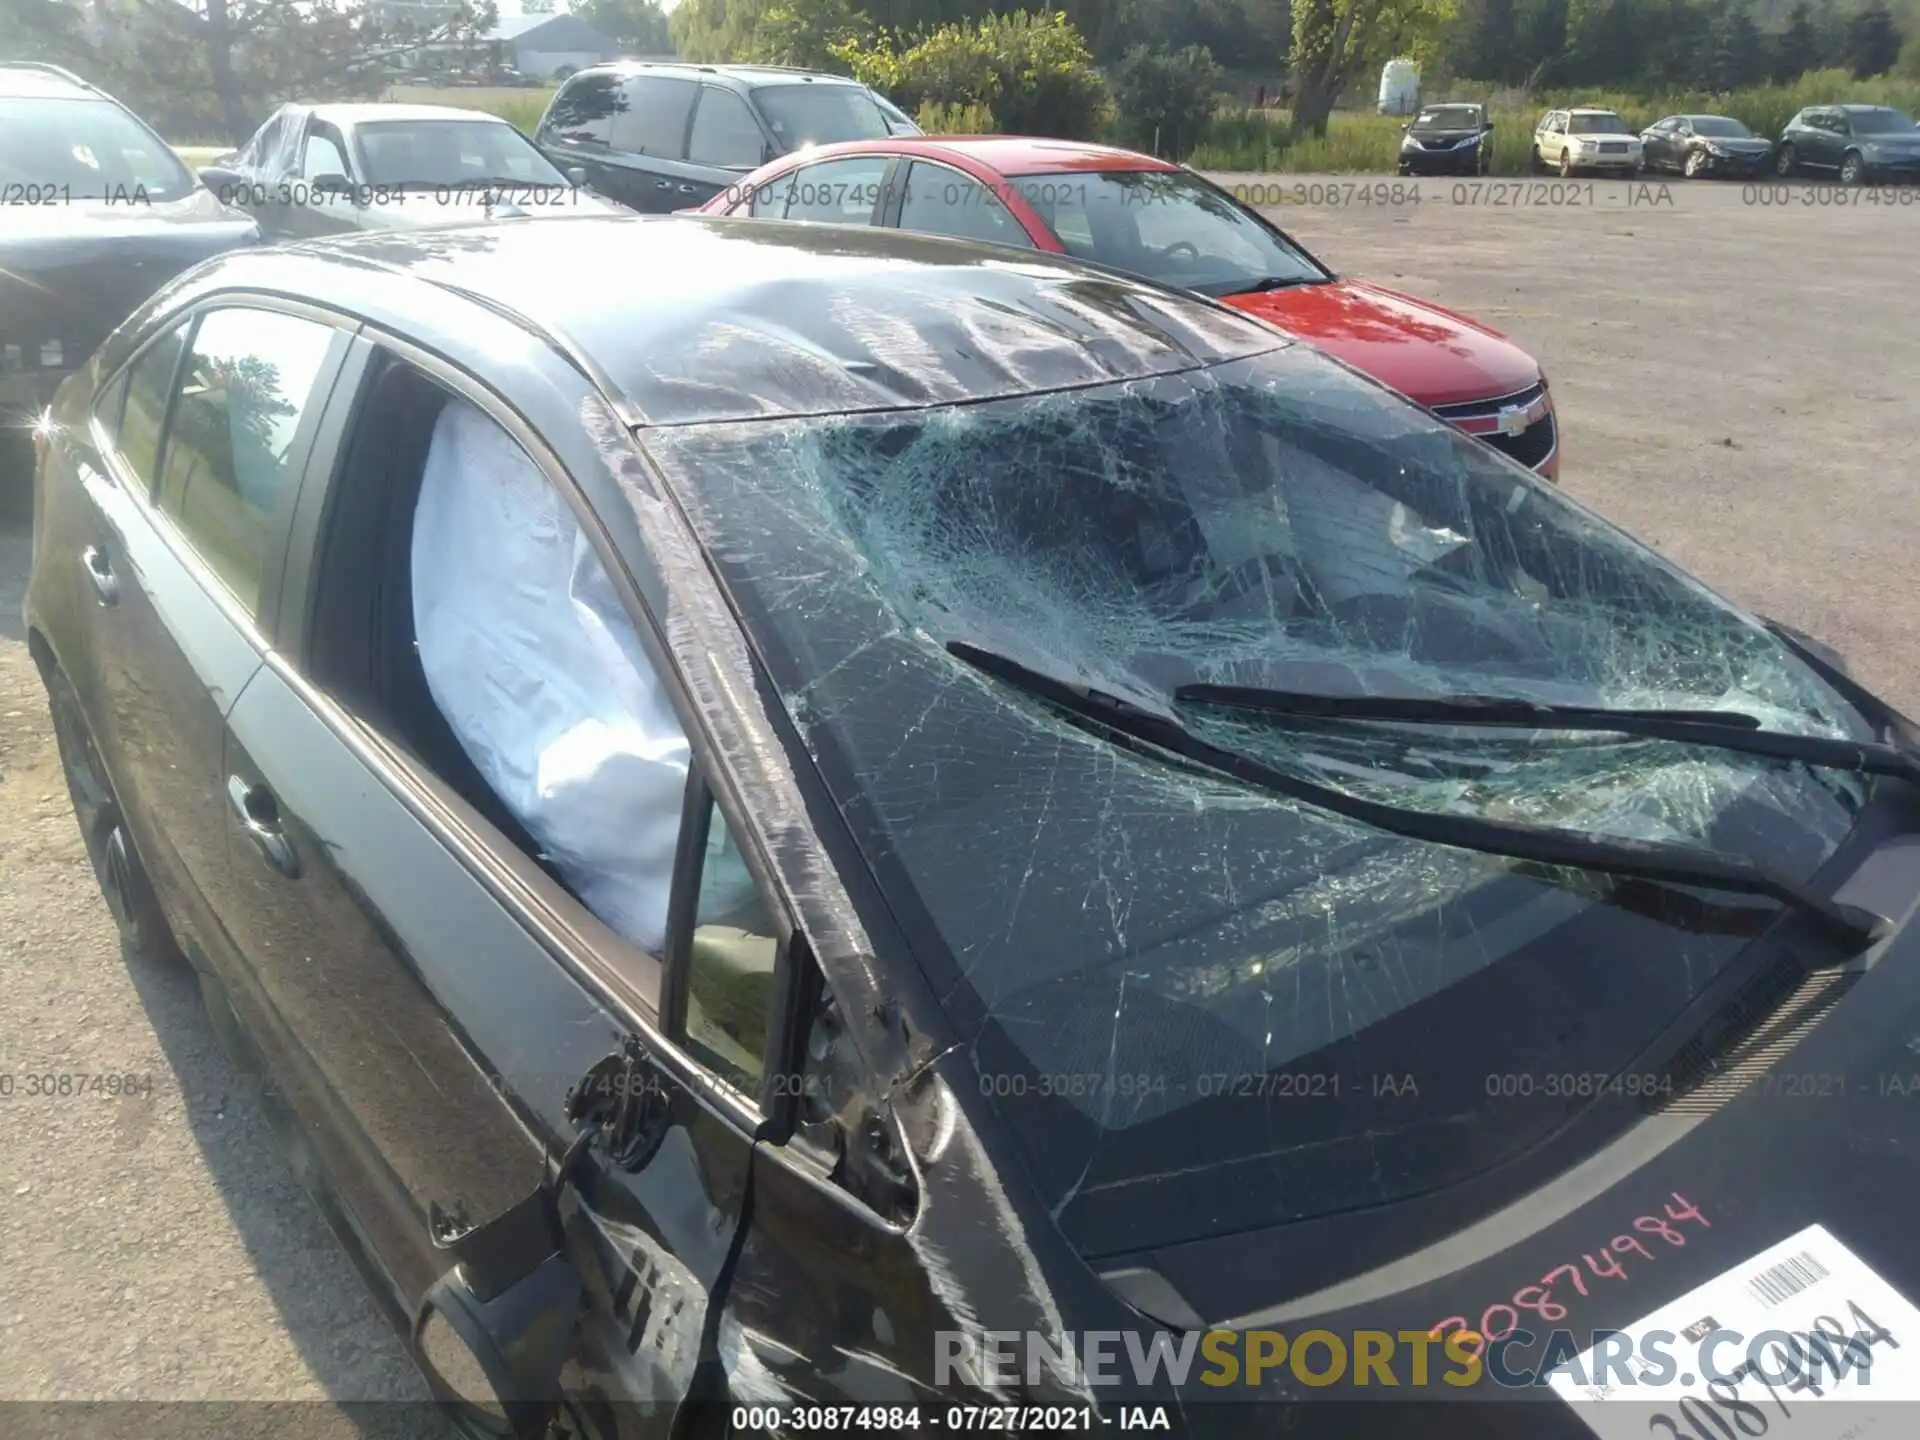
1221, 276, 1315, 296
947, 642, 1891, 954
1173, 683, 1920, 787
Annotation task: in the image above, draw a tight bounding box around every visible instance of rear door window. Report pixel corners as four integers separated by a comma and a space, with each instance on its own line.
610, 76, 698, 158
153, 307, 344, 616
770, 156, 892, 223
114, 322, 191, 489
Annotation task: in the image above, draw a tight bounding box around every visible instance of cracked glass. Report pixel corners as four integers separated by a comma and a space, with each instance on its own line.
639, 344, 1870, 1256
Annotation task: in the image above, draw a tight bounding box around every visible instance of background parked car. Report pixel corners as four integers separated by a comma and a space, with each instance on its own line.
1775, 105, 1920, 185
534, 61, 920, 213
199, 102, 628, 241
1639, 114, 1774, 178
698, 137, 1562, 479
1532, 108, 1644, 175
1396, 103, 1494, 176
0, 62, 259, 486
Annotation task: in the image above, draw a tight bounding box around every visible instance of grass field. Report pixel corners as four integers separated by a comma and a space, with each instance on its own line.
173, 69, 1920, 176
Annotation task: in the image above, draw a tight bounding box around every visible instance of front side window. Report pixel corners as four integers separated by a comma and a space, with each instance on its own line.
678, 796, 781, 1095
0, 96, 195, 202
156, 308, 340, 614
643, 344, 1872, 1255
302, 130, 350, 181
1011, 169, 1322, 297
898, 162, 1034, 249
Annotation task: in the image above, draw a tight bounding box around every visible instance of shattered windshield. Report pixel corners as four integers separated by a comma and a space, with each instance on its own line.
642, 347, 1869, 1255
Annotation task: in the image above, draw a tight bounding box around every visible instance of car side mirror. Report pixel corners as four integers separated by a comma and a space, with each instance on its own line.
309, 172, 352, 195
566, 165, 586, 187
198, 165, 241, 189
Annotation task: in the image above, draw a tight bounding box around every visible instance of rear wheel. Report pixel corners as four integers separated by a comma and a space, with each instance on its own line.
1684, 150, 1708, 179
1776, 143, 1797, 177
1558, 148, 1575, 177
43, 665, 181, 966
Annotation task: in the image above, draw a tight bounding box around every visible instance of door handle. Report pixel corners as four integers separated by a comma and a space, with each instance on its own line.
655, 179, 672, 189
226, 775, 300, 878
81, 545, 119, 606
677, 183, 696, 193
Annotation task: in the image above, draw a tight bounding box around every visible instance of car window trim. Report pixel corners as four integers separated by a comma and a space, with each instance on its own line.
272, 321, 787, 1127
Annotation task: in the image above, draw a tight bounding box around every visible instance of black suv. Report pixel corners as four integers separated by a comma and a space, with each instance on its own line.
0, 63, 258, 480
534, 61, 920, 213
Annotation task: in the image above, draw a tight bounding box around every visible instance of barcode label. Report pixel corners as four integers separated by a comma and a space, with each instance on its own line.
1747, 1250, 1831, 1307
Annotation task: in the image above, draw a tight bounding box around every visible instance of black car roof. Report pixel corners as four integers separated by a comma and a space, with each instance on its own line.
176, 215, 1281, 427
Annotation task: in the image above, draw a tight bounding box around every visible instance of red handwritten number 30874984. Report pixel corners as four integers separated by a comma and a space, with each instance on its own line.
1428, 1193, 1710, 1355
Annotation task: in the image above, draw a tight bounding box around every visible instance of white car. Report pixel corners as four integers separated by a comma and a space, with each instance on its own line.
1532, 108, 1644, 175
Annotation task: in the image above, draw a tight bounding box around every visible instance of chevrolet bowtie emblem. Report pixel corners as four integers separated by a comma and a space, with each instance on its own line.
1499, 400, 1542, 436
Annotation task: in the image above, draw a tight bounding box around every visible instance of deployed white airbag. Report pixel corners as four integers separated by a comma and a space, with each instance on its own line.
412, 398, 706, 953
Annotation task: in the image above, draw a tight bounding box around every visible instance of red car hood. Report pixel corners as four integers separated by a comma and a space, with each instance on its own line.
1225, 278, 1540, 409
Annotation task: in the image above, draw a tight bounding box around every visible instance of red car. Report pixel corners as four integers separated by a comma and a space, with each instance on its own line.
694, 137, 1558, 478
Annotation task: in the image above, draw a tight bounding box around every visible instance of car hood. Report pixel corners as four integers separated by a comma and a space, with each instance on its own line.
355, 188, 629, 230
1697, 136, 1774, 152
1103, 832, 1920, 1429
1223, 278, 1542, 408
0, 184, 258, 248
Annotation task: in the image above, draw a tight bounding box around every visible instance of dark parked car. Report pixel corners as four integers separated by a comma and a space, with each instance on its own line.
1775, 104, 1920, 184
0, 62, 257, 483
534, 61, 920, 213
199, 101, 629, 241
1397, 103, 1495, 176
27, 216, 1920, 1437
1639, 113, 1774, 178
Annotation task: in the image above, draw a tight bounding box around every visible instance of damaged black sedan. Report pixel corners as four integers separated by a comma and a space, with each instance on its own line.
24, 216, 1920, 1440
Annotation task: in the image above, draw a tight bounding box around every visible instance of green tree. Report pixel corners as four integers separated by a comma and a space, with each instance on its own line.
1703, 6, 1766, 89
1110, 43, 1225, 158
1771, 1, 1821, 80
836, 10, 1110, 137
1287, 0, 1457, 137
572, 0, 676, 53
1843, 3, 1904, 75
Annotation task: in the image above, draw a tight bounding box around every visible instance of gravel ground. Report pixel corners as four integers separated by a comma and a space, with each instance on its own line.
1, 173, 1916, 1412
